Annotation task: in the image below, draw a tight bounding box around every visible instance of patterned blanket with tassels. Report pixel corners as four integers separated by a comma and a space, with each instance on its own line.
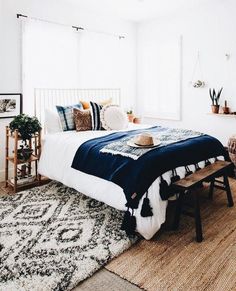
71, 126, 227, 235
100, 127, 203, 160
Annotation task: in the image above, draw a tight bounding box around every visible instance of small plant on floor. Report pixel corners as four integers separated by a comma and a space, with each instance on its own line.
209, 87, 223, 114
9, 114, 42, 161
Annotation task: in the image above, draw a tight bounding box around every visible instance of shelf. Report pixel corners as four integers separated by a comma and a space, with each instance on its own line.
6, 155, 39, 165
207, 113, 236, 118
7, 133, 40, 140
7, 178, 39, 189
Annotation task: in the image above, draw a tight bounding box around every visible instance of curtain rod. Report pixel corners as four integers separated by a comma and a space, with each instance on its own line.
16, 13, 125, 39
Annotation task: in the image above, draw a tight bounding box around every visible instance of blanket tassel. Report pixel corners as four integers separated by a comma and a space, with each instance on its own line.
171, 169, 180, 183
121, 209, 137, 235
159, 176, 169, 200
141, 191, 153, 217
121, 208, 131, 231
185, 166, 193, 177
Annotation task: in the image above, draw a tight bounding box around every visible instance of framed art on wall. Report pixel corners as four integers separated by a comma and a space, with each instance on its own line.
0, 93, 22, 119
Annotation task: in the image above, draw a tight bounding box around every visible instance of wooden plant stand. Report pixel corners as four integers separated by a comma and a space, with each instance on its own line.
5, 126, 42, 193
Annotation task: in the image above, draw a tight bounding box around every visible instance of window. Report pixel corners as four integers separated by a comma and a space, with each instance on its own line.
139, 35, 182, 120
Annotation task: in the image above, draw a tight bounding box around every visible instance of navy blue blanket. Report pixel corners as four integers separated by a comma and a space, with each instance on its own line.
71, 126, 226, 208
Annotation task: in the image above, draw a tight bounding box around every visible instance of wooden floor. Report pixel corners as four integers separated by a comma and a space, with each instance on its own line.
106, 178, 236, 291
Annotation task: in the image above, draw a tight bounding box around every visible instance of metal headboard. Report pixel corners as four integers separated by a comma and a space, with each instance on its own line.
34, 88, 121, 124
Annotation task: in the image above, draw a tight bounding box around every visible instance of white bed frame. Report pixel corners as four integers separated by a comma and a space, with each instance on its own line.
34, 88, 121, 124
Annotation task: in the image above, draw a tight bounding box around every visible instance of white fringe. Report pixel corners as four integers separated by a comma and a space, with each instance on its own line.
100, 148, 139, 160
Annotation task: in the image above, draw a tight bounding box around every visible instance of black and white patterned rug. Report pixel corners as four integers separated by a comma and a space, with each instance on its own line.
0, 181, 137, 291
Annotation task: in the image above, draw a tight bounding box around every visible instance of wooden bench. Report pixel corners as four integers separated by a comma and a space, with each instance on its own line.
172, 161, 234, 242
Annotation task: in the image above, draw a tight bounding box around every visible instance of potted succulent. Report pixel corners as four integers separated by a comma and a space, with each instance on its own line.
209, 87, 223, 114
9, 114, 42, 162
126, 109, 135, 122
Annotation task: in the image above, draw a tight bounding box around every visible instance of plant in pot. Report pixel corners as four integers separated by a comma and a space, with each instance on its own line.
126, 109, 135, 122
9, 114, 42, 162
209, 87, 223, 114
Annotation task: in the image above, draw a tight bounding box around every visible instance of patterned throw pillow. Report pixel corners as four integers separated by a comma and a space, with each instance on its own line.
56, 103, 82, 131
73, 108, 92, 131
90, 102, 103, 130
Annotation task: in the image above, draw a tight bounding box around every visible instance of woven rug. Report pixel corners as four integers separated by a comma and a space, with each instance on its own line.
106, 180, 236, 291
0, 181, 137, 291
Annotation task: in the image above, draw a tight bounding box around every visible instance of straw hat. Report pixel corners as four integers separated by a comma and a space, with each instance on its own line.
127, 133, 161, 148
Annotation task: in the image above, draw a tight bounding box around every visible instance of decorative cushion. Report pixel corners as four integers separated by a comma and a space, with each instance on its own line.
56, 103, 82, 131
99, 98, 112, 106
100, 104, 128, 130
80, 100, 90, 110
73, 108, 92, 131
90, 102, 103, 130
81, 98, 112, 110
44, 109, 62, 133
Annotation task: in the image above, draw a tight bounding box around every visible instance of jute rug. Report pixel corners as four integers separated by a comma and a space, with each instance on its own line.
0, 181, 137, 291
106, 179, 236, 291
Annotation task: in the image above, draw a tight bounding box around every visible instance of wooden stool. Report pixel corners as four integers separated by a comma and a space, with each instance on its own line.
172, 161, 234, 242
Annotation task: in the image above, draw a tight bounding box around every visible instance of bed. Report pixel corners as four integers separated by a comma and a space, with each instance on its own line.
37, 88, 226, 240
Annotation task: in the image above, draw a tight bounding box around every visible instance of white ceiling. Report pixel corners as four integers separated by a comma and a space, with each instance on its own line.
68, 0, 205, 22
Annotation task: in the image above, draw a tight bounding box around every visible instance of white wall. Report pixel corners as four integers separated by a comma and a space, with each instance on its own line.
137, 0, 236, 145
0, 0, 137, 181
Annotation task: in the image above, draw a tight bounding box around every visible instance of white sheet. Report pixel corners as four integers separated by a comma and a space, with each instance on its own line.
38, 124, 223, 239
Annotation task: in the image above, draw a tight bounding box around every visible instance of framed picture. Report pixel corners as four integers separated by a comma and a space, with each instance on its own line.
0, 93, 22, 119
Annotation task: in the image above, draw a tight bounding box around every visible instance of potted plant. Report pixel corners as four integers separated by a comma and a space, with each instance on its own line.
209, 87, 223, 114
126, 109, 135, 122
223, 100, 230, 114
9, 114, 42, 162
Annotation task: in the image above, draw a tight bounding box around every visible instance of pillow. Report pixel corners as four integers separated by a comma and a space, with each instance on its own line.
100, 105, 128, 130
44, 109, 62, 133
56, 103, 82, 131
80, 100, 90, 110
99, 98, 112, 106
90, 102, 103, 130
73, 108, 92, 131
80, 98, 112, 110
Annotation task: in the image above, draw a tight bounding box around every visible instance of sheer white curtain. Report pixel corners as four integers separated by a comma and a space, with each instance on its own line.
76, 30, 126, 107
22, 19, 79, 115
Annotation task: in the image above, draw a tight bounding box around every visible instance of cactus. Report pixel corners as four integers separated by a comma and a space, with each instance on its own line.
209, 87, 223, 106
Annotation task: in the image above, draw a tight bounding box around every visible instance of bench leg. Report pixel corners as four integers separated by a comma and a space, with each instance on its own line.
172, 192, 183, 230
223, 174, 234, 207
194, 192, 203, 242
208, 179, 215, 200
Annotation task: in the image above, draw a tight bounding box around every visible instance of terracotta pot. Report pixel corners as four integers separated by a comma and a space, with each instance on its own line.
211, 105, 220, 114
133, 117, 142, 124
223, 107, 230, 114
127, 114, 135, 123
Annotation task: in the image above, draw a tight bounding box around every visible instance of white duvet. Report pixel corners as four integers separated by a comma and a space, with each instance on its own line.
38, 124, 222, 239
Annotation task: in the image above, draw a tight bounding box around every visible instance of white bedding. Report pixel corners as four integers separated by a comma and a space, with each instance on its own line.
38, 124, 222, 239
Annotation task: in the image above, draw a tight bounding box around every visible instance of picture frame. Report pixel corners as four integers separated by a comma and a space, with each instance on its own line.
0, 93, 22, 119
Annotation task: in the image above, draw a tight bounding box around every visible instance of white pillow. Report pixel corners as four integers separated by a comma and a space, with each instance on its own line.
44, 109, 62, 133
101, 105, 128, 130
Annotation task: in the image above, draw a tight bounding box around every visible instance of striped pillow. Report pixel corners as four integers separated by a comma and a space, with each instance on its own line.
56, 103, 82, 131
90, 102, 103, 130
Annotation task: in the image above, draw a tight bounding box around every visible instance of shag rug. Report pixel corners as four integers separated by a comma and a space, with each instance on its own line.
0, 181, 137, 291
